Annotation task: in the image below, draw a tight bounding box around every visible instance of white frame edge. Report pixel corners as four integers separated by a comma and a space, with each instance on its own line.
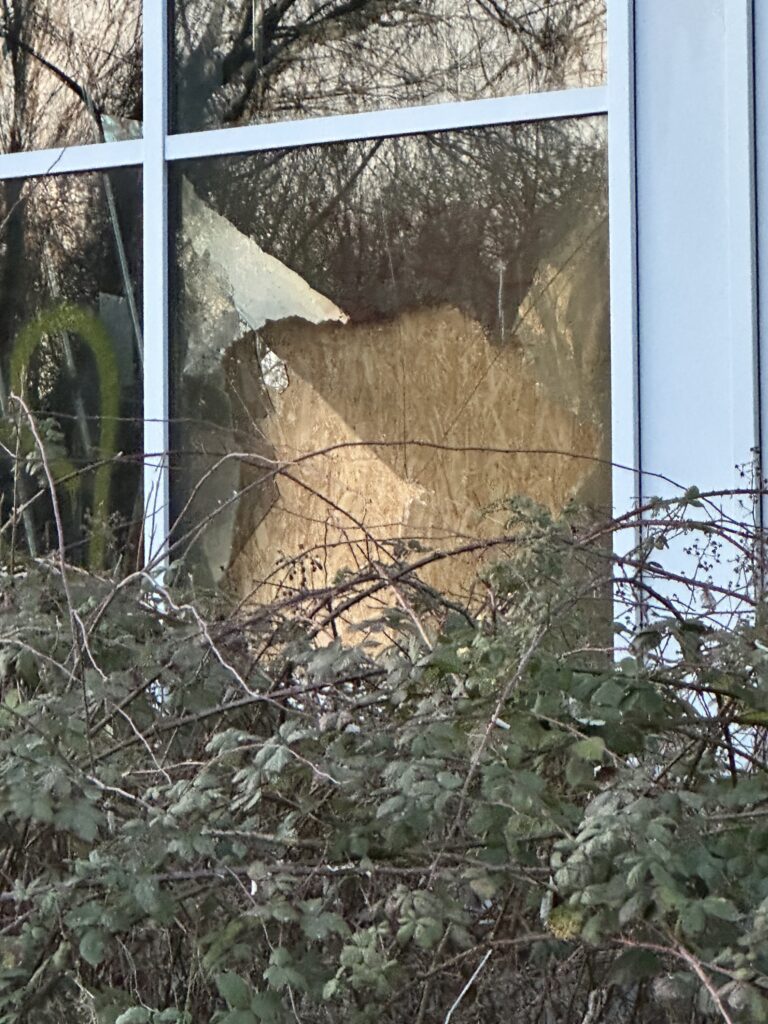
756, 1, 768, 529
142, 0, 171, 570
607, 0, 641, 631
725, 0, 760, 508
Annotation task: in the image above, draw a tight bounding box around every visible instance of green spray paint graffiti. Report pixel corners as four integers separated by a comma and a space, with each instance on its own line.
10, 303, 121, 569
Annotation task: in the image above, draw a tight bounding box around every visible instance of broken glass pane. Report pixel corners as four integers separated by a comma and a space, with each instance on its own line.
170, 118, 609, 603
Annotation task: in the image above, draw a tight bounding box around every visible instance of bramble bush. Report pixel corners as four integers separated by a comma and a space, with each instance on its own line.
0, 478, 765, 1023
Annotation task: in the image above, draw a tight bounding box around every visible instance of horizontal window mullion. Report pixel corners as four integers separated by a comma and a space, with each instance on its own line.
165, 86, 608, 162
0, 87, 608, 178
0, 139, 143, 181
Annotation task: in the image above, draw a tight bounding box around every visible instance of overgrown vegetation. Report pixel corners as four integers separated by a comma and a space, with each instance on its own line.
0, 474, 765, 1024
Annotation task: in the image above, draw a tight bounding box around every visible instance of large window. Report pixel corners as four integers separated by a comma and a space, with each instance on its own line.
0, 1, 612, 587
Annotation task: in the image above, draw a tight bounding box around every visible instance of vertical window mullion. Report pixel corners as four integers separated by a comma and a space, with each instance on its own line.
143, 0, 171, 569
607, 0, 641, 629
725, 0, 759, 521
759, 2, 768, 533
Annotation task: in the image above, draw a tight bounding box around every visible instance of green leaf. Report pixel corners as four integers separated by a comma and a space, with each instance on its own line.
626, 859, 649, 889
79, 928, 107, 967
608, 950, 662, 985
745, 990, 768, 1023
56, 798, 102, 841
436, 771, 462, 791
322, 978, 341, 1001
250, 991, 284, 1022
467, 872, 497, 901
216, 972, 252, 1010
580, 913, 605, 945
592, 680, 625, 708
376, 795, 406, 818
571, 737, 606, 762
269, 901, 298, 923
564, 755, 595, 790
414, 917, 443, 949
679, 903, 706, 936
264, 948, 306, 991
114, 1009, 151, 1024
618, 891, 648, 926
700, 897, 740, 921
134, 877, 161, 915
300, 910, 349, 941
428, 646, 465, 674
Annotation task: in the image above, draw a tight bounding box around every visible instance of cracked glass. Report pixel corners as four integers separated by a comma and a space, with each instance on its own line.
169, 117, 610, 604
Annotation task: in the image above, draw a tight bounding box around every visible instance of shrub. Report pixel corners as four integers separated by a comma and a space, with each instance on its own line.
0, 488, 764, 1023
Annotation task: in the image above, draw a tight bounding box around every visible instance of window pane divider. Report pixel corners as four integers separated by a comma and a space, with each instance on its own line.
165, 86, 608, 162
0, 139, 142, 180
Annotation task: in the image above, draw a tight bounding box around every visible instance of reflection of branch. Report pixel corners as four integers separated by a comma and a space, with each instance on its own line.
11, 304, 121, 569
287, 139, 383, 263
222, 0, 409, 123
0, 32, 96, 113
0, 30, 145, 362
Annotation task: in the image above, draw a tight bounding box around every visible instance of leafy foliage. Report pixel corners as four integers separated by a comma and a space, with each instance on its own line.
0, 491, 764, 1022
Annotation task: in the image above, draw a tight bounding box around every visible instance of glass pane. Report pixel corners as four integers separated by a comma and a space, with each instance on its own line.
170, 117, 609, 601
173, 1, 606, 133
0, 3, 142, 152
0, 169, 143, 569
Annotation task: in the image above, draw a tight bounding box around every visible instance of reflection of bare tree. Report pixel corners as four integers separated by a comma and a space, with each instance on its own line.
0, 0, 142, 152
175, 0, 606, 129
189, 119, 606, 342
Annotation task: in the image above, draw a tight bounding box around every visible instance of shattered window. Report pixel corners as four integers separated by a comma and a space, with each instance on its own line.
173, 0, 606, 132
0, 2, 142, 153
170, 118, 609, 601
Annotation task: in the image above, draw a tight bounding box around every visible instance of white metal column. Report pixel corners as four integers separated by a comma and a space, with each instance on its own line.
757, 0, 768, 519
607, 0, 641, 629
142, 0, 170, 569
634, 0, 758, 502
